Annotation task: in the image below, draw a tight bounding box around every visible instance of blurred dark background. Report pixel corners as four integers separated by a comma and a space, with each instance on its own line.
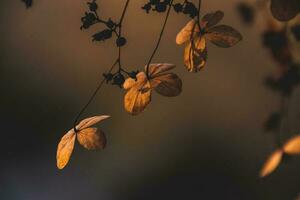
1, 0, 300, 199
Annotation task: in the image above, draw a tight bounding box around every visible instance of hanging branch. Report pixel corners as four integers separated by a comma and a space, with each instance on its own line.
73, 0, 132, 130
145, 0, 174, 77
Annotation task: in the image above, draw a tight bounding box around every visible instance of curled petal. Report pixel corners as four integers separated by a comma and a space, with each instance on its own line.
283, 135, 300, 154
205, 25, 243, 48
201, 11, 224, 29
56, 130, 76, 169
176, 20, 200, 45
77, 128, 106, 150
184, 37, 207, 72
151, 73, 182, 97
260, 150, 283, 178
76, 115, 110, 130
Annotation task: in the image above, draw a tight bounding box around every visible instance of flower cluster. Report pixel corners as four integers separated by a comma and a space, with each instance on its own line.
176, 11, 242, 72
142, 0, 198, 18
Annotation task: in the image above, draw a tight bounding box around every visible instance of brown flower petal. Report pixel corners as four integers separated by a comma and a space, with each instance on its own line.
151, 73, 182, 97
76, 115, 110, 130
184, 37, 207, 72
260, 149, 283, 178
201, 11, 224, 29
124, 72, 151, 115
205, 25, 242, 48
56, 130, 76, 169
271, 0, 300, 22
146, 63, 176, 77
77, 128, 106, 150
283, 135, 300, 154
176, 20, 200, 45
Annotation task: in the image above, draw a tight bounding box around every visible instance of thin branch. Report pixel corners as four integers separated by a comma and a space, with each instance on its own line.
73, 0, 131, 130
73, 59, 118, 131
146, 0, 174, 77
118, 0, 131, 70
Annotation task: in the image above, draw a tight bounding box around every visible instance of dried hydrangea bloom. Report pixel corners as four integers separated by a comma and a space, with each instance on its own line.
56, 115, 110, 169
123, 63, 182, 115
176, 11, 242, 72
260, 135, 300, 177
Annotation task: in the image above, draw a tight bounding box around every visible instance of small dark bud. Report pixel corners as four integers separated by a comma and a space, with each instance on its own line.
92, 29, 113, 41
183, 2, 198, 18
80, 12, 97, 30
88, 0, 98, 12
21, 0, 32, 8
173, 3, 183, 13
116, 37, 127, 47
263, 112, 281, 132
142, 3, 152, 13
103, 73, 114, 83
150, 0, 159, 5
128, 71, 139, 80
107, 18, 115, 29
112, 73, 125, 88
155, 3, 167, 12
237, 2, 255, 25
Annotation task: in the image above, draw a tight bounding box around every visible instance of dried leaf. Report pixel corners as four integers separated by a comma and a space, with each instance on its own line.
270, 0, 300, 21
176, 20, 200, 45
151, 73, 182, 97
56, 130, 76, 169
77, 128, 106, 150
205, 25, 242, 48
124, 72, 151, 115
77, 115, 110, 130
283, 135, 300, 154
201, 11, 224, 29
184, 37, 207, 72
146, 63, 176, 77
260, 150, 283, 177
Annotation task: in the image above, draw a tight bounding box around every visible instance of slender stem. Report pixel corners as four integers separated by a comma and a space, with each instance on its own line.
118, 0, 131, 70
73, 0, 131, 130
146, 0, 174, 77
276, 95, 286, 147
73, 60, 118, 131
119, 0, 131, 26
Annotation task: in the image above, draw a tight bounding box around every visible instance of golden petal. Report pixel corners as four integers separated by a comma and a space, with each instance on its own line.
56, 130, 76, 169
123, 77, 136, 90
259, 150, 283, 178
176, 19, 200, 45
124, 72, 151, 115
77, 128, 106, 150
76, 115, 110, 130
283, 135, 300, 155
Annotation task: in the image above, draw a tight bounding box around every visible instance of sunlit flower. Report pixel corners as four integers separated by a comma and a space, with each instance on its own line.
56, 115, 110, 169
123, 63, 182, 115
176, 11, 242, 72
